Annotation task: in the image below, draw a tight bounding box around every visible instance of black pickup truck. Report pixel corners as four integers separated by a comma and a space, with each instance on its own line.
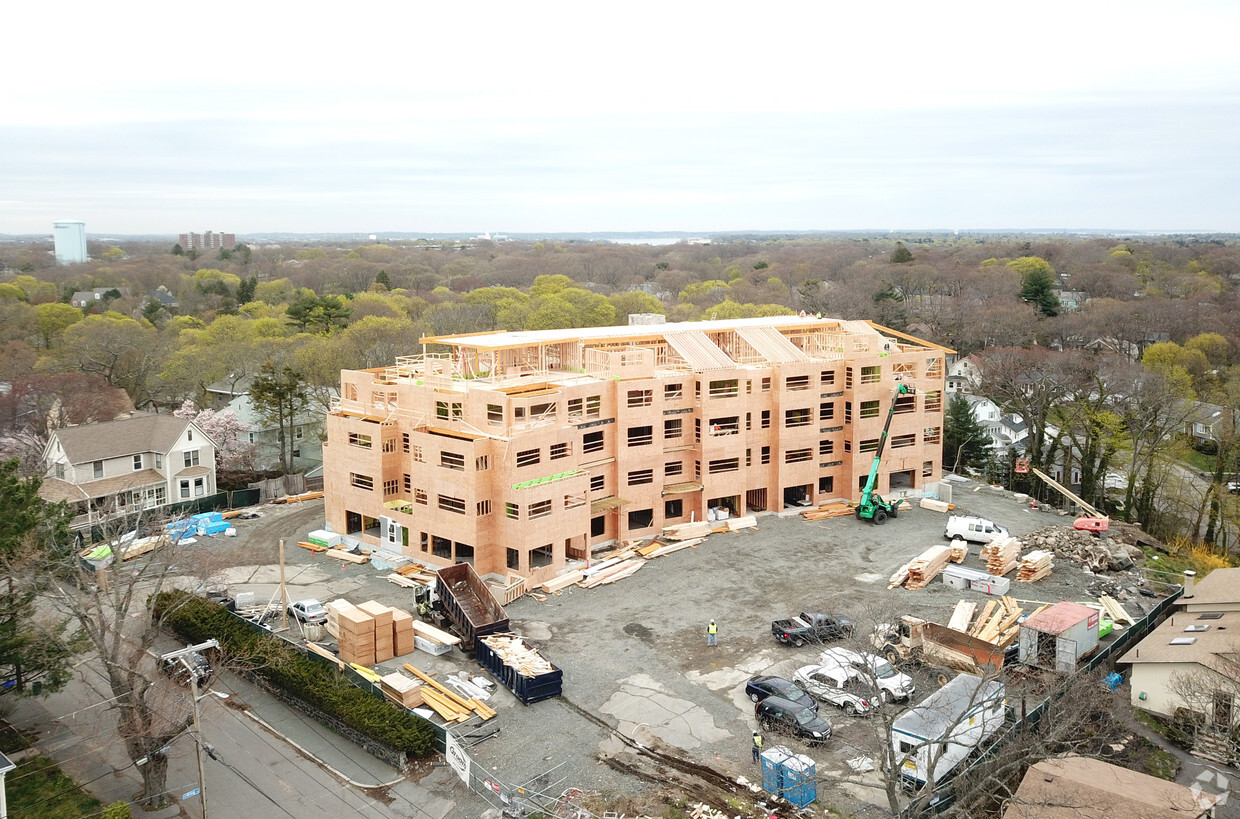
771, 612, 854, 647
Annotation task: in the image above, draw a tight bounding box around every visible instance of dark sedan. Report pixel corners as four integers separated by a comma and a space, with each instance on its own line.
744, 675, 818, 712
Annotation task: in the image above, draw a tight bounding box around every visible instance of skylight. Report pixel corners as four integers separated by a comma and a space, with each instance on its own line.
1170, 637, 1198, 645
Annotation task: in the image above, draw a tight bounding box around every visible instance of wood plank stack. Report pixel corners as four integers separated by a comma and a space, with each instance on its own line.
984, 536, 1021, 577
1100, 594, 1136, 625
905, 545, 952, 589
888, 562, 911, 589
726, 515, 758, 531
391, 608, 417, 656
541, 569, 586, 593
968, 595, 1026, 646
919, 497, 953, 513
337, 607, 376, 666
947, 600, 977, 632
379, 672, 424, 708
579, 558, 643, 588
644, 537, 704, 558
324, 599, 356, 639
800, 501, 853, 520
948, 542, 968, 563
663, 521, 712, 540
403, 664, 497, 721
326, 548, 369, 564
477, 635, 557, 677
358, 601, 395, 662
1017, 550, 1054, 582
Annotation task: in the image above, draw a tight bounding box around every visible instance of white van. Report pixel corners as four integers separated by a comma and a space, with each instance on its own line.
944, 515, 1009, 545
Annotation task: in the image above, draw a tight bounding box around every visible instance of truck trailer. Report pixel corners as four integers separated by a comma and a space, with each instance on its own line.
890, 673, 1006, 789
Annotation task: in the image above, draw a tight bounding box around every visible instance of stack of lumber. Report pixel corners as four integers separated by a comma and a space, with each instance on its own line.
643, 537, 704, 558
391, 608, 416, 656
579, 558, 644, 588
919, 497, 954, 513
904, 545, 952, 589
541, 569, 586, 593
324, 599, 357, 639
393, 563, 437, 584
1099, 594, 1136, 625
326, 547, 369, 564
967, 595, 1028, 647
888, 561, 912, 589
305, 641, 344, 669
663, 520, 712, 541
726, 515, 758, 531
403, 664, 496, 721
800, 501, 854, 520
1017, 550, 1054, 582
386, 572, 420, 588
411, 619, 460, 655
358, 601, 394, 662
296, 540, 328, 553
947, 600, 978, 632
337, 607, 376, 665
272, 490, 324, 504
948, 542, 968, 563
477, 635, 557, 677
379, 672, 424, 708
984, 536, 1021, 577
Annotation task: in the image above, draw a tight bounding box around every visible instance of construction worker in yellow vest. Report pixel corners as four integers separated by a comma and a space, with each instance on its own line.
752, 731, 763, 763
707, 619, 718, 647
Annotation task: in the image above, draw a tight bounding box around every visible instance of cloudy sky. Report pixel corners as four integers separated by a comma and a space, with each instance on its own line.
4, 1, 1239, 236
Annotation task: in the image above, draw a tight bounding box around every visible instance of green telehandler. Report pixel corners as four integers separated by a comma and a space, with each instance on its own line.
855, 382, 914, 525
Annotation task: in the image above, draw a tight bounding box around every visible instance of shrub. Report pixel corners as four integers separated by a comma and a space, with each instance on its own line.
155, 591, 435, 757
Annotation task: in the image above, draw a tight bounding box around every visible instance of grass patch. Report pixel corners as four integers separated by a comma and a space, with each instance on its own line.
1145, 747, 1180, 780
1182, 449, 1216, 474
6, 756, 104, 818
1135, 710, 1170, 737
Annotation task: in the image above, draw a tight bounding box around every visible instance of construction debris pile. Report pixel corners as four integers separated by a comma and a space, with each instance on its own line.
1020, 526, 1146, 573
948, 596, 1041, 648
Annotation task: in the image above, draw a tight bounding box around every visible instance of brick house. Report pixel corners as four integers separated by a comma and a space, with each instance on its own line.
322, 316, 949, 583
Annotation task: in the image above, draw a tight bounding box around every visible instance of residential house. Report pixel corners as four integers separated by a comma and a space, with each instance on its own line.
144, 286, 179, 312
204, 376, 253, 411
1118, 568, 1240, 760
39, 414, 218, 531
946, 354, 983, 394
1180, 401, 1231, 451
69, 287, 119, 308
224, 393, 324, 473
962, 395, 1028, 459
322, 316, 950, 584
1001, 756, 1220, 819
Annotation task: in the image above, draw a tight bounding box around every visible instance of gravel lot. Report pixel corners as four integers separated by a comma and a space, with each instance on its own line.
207, 480, 1161, 817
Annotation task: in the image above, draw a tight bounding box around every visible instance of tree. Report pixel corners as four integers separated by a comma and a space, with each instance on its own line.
236, 275, 257, 305
173, 400, 255, 471
890, 242, 914, 264
249, 362, 307, 472
285, 294, 351, 334
57, 312, 164, 409
0, 459, 77, 698
944, 394, 990, 472
33, 302, 83, 348
374, 269, 391, 290
171, 243, 183, 256
1010, 256, 1060, 317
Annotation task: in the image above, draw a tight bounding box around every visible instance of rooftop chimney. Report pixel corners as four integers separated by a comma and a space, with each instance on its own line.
1183, 570, 1196, 598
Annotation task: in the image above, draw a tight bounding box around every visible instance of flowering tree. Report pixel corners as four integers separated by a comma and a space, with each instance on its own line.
173, 400, 255, 471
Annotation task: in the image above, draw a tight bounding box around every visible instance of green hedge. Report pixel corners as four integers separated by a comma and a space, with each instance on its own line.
154, 591, 435, 757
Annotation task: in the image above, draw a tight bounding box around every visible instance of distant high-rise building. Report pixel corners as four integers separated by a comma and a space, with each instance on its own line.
178, 231, 236, 251
53, 220, 88, 265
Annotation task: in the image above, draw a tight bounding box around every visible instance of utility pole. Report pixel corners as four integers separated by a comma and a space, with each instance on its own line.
278, 539, 288, 632
161, 640, 219, 819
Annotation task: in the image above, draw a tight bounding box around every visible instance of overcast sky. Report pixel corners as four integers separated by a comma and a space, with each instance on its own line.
4, 1, 1239, 236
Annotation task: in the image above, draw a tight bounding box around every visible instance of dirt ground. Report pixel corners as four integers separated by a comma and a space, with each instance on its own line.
203, 482, 1166, 818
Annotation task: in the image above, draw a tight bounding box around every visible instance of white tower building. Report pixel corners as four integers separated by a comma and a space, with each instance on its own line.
53, 221, 87, 265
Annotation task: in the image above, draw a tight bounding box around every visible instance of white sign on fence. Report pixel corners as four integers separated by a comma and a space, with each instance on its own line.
445, 732, 470, 784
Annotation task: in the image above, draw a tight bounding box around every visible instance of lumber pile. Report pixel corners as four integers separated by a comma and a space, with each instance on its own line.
948, 542, 968, 563
800, 501, 854, 520
904, 545, 952, 589
1017, 550, 1054, 582
391, 607, 417, 656
947, 600, 977, 632
644, 537, 704, 558
358, 601, 395, 662
663, 521, 712, 541
393, 563, 438, 584
326, 548, 369, 564
296, 540, 327, 553
919, 497, 954, 513
1099, 594, 1136, 625
726, 515, 758, 531
579, 558, 644, 588
324, 599, 356, 639
305, 641, 344, 669
403, 663, 496, 721
379, 672, 424, 708
272, 490, 324, 504
477, 635, 556, 677
888, 562, 911, 589
541, 569, 586, 593
337, 606, 376, 666
983, 536, 1021, 577
967, 595, 1026, 647
386, 572, 421, 588
411, 619, 461, 648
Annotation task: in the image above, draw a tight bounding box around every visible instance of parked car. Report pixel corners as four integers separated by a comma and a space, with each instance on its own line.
819, 646, 916, 704
793, 663, 878, 716
943, 515, 1009, 545
771, 612, 854, 646
161, 650, 212, 687
287, 599, 327, 624
755, 696, 832, 746
745, 675, 818, 712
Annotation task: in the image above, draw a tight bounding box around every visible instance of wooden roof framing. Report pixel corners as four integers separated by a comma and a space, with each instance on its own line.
663, 331, 736, 371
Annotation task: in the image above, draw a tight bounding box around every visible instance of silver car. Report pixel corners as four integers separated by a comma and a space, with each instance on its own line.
793, 663, 878, 716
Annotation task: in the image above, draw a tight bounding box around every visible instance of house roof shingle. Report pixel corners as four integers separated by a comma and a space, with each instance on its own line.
1183, 567, 1240, 608
40, 469, 167, 503
1002, 756, 1218, 819
53, 415, 193, 464
1117, 608, 1240, 676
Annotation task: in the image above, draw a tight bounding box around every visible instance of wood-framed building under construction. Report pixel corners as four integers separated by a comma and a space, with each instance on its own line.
322, 316, 950, 584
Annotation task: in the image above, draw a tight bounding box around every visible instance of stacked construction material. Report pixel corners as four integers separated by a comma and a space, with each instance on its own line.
1017, 550, 1054, 582
411, 620, 457, 655
984, 536, 1021, 577
579, 558, 644, 588
904, 545, 952, 589
358, 601, 394, 662
800, 501, 853, 520
403, 664, 497, 721
663, 520, 712, 541
948, 542, 968, 563
324, 599, 357, 639
967, 596, 1032, 647
379, 672, 424, 708
391, 608, 416, 656
918, 497, 953, 513
337, 606, 376, 666
306, 529, 343, 548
